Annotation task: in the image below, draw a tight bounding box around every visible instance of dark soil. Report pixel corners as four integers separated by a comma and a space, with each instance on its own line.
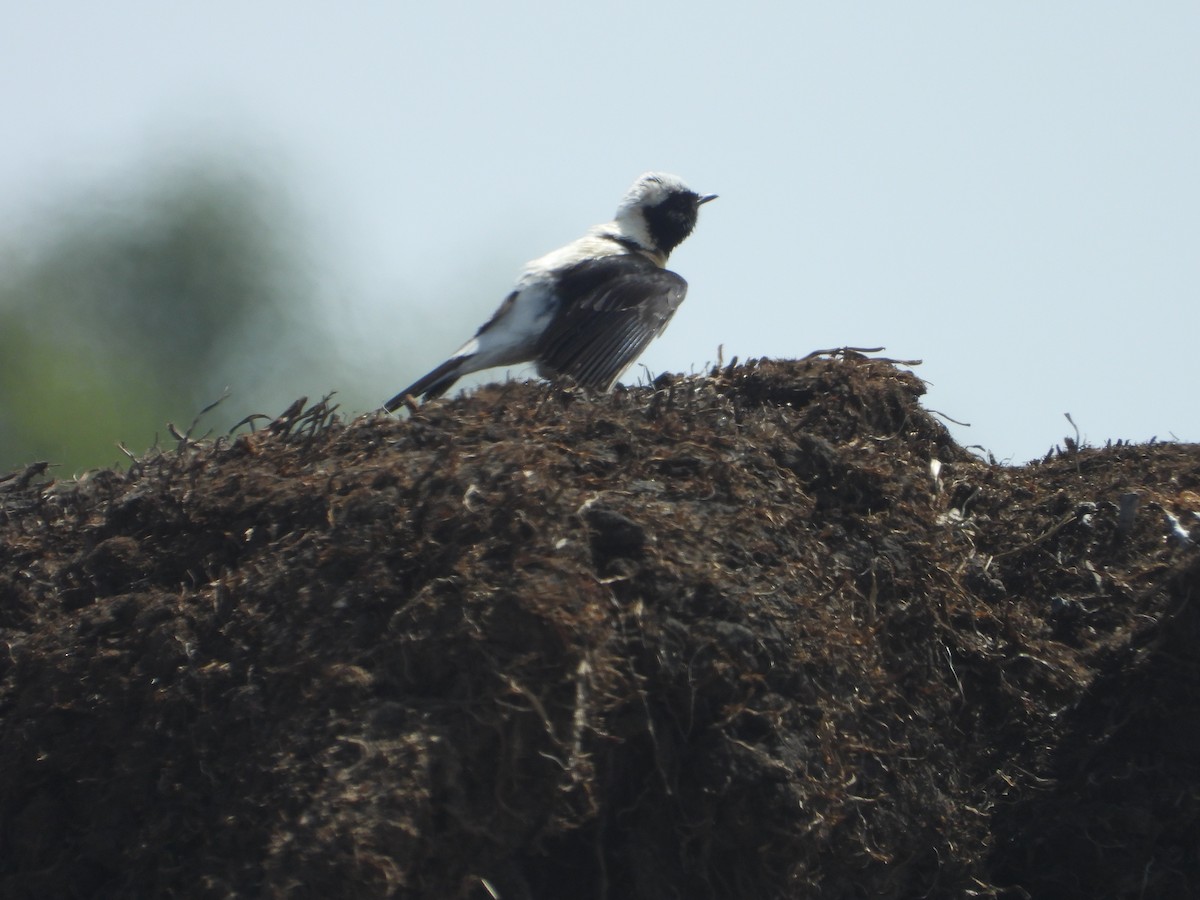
2, 353, 1198, 899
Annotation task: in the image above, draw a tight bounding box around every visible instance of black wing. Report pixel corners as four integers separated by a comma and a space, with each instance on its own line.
534, 255, 688, 391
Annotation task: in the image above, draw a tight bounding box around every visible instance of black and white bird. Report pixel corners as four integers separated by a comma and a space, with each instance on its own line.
383, 172, 715, 411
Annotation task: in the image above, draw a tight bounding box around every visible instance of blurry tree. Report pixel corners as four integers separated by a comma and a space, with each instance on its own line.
0, 160, 320, 474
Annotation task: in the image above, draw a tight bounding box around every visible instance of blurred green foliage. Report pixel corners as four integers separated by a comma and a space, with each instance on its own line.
0, 162, 318, 474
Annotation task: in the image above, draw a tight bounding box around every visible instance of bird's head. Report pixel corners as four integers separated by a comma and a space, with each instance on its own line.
613, 172, 717, 259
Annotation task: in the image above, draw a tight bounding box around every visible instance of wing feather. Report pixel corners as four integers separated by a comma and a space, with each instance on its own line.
535, 256, 689, 391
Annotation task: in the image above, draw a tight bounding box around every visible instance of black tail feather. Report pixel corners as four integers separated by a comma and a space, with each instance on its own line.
383, 357, 468, 412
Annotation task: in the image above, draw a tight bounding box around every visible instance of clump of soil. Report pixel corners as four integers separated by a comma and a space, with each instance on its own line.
1, 354, 1197, 899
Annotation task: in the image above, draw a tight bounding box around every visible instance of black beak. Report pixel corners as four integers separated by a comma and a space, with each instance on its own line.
698, 193, 718, 205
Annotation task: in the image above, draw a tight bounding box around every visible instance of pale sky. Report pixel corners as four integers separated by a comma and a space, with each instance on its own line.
3, 3, 1197, 463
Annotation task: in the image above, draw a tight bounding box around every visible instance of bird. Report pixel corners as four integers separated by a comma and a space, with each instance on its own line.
383, 172, 716, 411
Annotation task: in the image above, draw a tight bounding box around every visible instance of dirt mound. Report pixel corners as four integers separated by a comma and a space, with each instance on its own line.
1, 354, 1197, 899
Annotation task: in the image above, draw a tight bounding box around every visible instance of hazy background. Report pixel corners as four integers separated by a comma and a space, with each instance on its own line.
2, 3, 1197, 473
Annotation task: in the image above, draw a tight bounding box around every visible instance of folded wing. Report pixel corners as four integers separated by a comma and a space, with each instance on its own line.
535, 256, 689, 392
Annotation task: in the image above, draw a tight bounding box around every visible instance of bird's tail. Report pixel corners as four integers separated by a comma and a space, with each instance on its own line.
383, 357, 467, 412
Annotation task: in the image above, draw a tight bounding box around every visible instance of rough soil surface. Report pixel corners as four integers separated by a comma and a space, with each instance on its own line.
1, 354, 1198, 899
